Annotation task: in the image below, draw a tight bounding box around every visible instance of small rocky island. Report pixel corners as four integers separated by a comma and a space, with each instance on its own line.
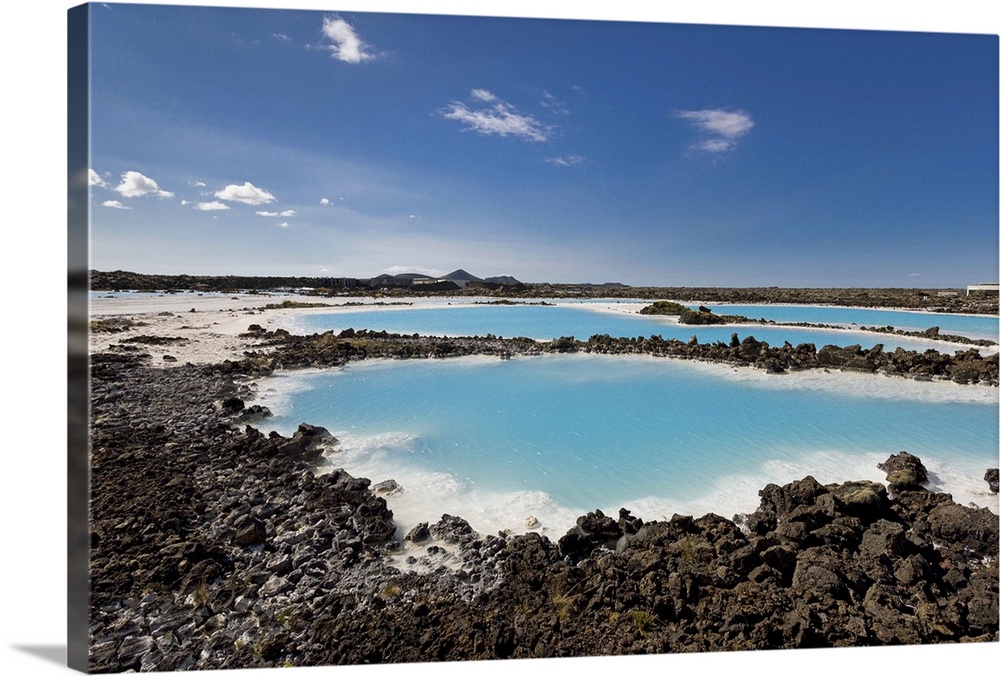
86, 346, 999, 671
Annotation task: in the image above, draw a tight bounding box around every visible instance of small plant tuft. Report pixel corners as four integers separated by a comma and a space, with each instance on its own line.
629, 609, 658, 636
380, 583, 403, 599
551, 589, 576, 621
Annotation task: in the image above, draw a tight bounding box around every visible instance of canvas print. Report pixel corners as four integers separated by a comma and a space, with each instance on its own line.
71, 2, 999, 672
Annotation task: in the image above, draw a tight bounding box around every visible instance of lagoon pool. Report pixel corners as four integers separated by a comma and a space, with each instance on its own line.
276, 302, 996, 354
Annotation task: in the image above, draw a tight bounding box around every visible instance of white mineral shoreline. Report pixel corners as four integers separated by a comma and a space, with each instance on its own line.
88, 292, 999, 366
87, 292, 999, 534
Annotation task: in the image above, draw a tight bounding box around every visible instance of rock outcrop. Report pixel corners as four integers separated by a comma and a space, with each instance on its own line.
878, 451, 929, 494
219, 327, 999, 386
86, 353, 999, 671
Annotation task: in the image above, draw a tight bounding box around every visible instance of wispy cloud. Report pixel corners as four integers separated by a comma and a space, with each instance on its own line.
272, 32, 292, 43
89, 169, 108, 188
215, 182, 276, 205
101, 200, 130, 209
383, 265, 446, 278
546, 154, 585, 167
321, 15, 376, 63
540, 89, 569, 115
470, 88, 496, 102
193, 201, 230, 211
277, 222, 292, 229
256, 209, 297, 217
440, 89, 553, 142
114, 170, 174, 198
675, 108, 754, 153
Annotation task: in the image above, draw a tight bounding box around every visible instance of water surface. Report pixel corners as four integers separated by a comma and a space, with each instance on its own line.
258, 354, 999, 537
279, 303, 993, 354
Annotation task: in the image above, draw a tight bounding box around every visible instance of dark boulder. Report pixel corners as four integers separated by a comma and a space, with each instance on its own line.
757, 476, 827, 518
221, 396, 245, 413
232, 515, 267, 547
238, 404, 272, 421
985, 468, 999, 494
877, 452, 929, 493
926, 503, 999, 557
405, 522, 431, 543
558, 509, 622, 560
827, 481, 889, 522
429, 514, 478, 544
859, 519, 909, 560
293, 422, 335, 445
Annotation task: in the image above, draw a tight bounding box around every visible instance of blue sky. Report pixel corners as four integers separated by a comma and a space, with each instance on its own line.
84, 2, 998, 287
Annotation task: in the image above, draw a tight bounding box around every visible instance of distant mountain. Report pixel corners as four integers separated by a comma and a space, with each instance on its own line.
442, 269, 483, 282
373, 268, 522, 286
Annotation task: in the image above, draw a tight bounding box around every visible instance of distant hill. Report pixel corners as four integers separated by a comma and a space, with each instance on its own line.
88, 268, 525, 292
444, 270, 524, 286
442, 269, 483, 282
485, 275, 522, 285
391, 272, 437, 282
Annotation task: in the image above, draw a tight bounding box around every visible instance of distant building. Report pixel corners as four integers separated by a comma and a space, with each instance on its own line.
967, 283, 1000, 296
327, 277, 367, 290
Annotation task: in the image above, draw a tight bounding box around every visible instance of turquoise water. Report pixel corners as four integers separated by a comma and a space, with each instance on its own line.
697, 304, 999, 341
280, 303, 995, 353
258, 353, 999, 537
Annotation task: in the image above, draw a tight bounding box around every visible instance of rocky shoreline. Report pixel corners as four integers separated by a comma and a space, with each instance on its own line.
206, 325, 999, 386
87, 342, 999, 671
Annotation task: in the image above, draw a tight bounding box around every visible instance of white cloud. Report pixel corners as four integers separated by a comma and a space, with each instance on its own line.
540, 89, 569, 115
272, 32, 292, 42
114, 170, 174, 198
89, 169, 108, 188
101, 200, 130, 209
277, 222, 292, 229
256, 209, 297, 217
321, 15, 376, 63
694, 138, 737, 153
214, 182, 276, 205
546, 154, 585, 167
193, 201, 230, 211
440, 90, 553, 142
383, 265, 445, 278
675, 108, 754, 153
319, 198, 331, 205
190, 180, 206, 187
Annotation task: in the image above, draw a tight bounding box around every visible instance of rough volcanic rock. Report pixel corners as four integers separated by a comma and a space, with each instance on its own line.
87, 354, 999, 671
429, 514, 478, 544
986, 468, 999, 494
878, 451, 929, 493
